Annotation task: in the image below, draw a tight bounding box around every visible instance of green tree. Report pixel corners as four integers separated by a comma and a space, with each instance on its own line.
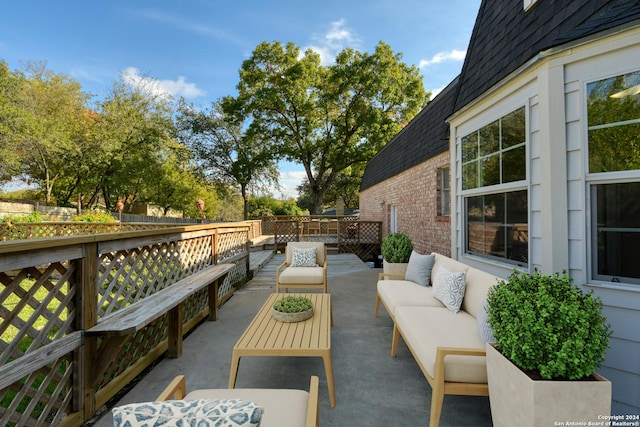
0, 61, 25, 184
90, 78, 177, 210
8, 61, 90, 204
228, 40, 428, 214
176, 99, 279, 220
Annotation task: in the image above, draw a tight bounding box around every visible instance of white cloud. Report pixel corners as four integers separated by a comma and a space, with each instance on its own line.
305, 19, 360, 65
277, 170, 307, 199
429, 85, 446, 98
121, 67, 204, 99
419, 49, 466, 68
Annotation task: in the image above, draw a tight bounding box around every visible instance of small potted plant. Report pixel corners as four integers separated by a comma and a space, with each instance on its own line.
272, 296, 314, 323
485, 270, 612, 427
380, 232, 413, 276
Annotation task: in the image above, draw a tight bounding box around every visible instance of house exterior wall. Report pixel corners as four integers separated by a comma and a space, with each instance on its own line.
359, 152, 451, 256
449, 28, 640, 414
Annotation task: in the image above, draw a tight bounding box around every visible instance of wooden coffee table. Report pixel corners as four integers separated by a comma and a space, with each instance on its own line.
228, 293, 335, 407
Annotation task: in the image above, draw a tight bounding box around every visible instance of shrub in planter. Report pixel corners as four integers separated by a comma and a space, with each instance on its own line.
486, 270, 611, 380
272, 296, 314, 323
380, 232, 413, 263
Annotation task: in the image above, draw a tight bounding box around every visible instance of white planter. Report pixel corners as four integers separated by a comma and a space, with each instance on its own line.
382, 260, 408, 278
486, 343, 612, 427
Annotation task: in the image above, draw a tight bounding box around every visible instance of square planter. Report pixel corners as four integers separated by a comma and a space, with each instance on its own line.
382, 260, 408, 278
486, 343, 611, 427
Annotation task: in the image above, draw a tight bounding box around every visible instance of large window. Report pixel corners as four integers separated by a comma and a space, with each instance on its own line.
461, 107, 528, 265
587, 70, 640, 285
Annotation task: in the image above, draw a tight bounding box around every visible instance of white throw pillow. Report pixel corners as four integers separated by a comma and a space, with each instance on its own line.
290, 246, 318, 267
432, 266, 467, 313
112, 399, 263, 427
404, 251, 436, 286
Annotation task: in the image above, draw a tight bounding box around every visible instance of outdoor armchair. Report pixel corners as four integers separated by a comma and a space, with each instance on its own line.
276, 242, 328, 293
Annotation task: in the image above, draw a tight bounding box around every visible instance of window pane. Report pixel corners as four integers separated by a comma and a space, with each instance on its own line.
587, 70, 640, 173
502, 146, 526, 182
594, 183, 640, 283
588, 123, 640, 173
502, 107, 525, 149
480, 154, 500, 187
465, 191, 528, 266
462, 132, 478, 163
479, 120, 500, 156
462, 161, 478, 190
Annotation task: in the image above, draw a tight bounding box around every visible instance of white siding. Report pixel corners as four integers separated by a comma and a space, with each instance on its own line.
449, 27, 640, 414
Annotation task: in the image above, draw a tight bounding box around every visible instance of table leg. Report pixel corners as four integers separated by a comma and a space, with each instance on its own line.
228, 352, 241, 388
322, 352, 336, 407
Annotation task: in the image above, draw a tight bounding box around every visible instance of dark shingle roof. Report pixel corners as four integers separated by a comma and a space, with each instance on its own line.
361, 0, 640, 191
455, 0, 640, 110
359, 77, 459, 191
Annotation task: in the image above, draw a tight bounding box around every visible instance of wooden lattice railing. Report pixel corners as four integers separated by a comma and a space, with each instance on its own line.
0, 223, 249, 427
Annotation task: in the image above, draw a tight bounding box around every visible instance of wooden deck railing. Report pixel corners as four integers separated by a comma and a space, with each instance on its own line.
0, 223, 250, 427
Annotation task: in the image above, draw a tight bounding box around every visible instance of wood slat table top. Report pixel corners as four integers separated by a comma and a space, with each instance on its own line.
233, 293, 331, 356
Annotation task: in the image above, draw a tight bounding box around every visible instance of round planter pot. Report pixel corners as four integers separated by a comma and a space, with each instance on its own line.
272, 307, 314, 323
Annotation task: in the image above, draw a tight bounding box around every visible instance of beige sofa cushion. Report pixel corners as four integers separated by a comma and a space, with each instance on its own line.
285, 242, 325, 266
395, 306, 487, 384
462, 267, 501, 318
186, 388, 309, 427
278, 266, 324, 284
377, 280, 444, 316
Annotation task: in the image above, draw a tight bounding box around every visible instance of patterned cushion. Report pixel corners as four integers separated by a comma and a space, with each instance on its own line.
404, 251, 436, 286
432, 266, 467, 313
476, 296, 495, 344
290, 246, 317, 267
112, 399, 263, 427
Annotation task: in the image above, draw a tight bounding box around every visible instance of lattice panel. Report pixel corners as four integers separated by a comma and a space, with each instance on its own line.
97, 236, 213, 318
0, 264, 77, 366
217, 231, 248, 263
0, 353, 74, 427
338, 221, 382, 262
273, 221, 300, 251
96, 317, 168, 388
0, 262, 78, 427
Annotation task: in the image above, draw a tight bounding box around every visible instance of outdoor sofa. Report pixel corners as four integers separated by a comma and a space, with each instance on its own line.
375, 252, 502, 427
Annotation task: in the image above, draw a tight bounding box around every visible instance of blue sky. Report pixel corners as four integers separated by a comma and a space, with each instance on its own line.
1, 0, 480, 198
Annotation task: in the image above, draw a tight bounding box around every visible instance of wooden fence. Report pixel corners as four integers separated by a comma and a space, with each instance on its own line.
0, 223, 250, 427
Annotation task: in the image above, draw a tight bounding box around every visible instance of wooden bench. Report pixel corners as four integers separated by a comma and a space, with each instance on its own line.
87, 263, 234, 381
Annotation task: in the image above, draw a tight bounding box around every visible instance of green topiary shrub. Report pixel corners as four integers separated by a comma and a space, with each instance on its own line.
273, 296, 313, 313
486, 270, 611, 380
381, 232, 413, 263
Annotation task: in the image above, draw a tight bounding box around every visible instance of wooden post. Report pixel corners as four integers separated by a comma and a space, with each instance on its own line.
78, 242, 98, 422
168, 303, 184, 358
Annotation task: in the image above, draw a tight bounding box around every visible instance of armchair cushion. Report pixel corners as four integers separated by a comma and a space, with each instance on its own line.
290, 246, 318, 267
278, 266, 324, 284
112, 398, 263, 427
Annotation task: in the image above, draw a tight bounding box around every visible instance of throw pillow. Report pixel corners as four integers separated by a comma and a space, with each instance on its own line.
404, 251, 436, 286
432, 266, 467, 313
112, 399, 263, 427
476, 296, 496, 344
290, 246, 318, 267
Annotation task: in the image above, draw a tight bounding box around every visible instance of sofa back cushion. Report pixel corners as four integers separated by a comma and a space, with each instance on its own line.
431, 254, 501, 319
461, 268, 501, 319
286, 242, 325, 266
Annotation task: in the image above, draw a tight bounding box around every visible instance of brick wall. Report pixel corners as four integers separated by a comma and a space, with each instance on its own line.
359, 152, 451, 256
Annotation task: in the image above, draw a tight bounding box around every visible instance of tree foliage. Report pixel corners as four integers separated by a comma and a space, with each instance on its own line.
227, 41, 428, 213
176, 99, 279, 220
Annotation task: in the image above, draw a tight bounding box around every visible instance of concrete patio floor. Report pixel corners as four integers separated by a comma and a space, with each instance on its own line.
92, 252, 492, 426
